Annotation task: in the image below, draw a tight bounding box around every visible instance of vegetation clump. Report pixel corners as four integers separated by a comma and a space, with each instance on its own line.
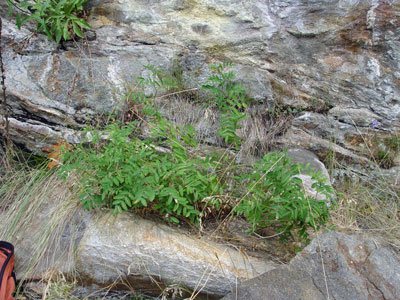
6, 0, 90, 43
58, 63, 335, 241
235, 152, 333, 240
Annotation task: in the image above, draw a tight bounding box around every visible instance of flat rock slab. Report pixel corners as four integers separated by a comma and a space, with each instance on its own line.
222, 231, 400, 300
76, 212, 278, 297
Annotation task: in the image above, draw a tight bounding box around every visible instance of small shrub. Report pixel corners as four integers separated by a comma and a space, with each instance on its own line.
6, 0, 90, 43
234, 151, 334, 241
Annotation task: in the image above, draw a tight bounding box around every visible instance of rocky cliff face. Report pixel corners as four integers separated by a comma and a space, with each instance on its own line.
1, 0, 399, 166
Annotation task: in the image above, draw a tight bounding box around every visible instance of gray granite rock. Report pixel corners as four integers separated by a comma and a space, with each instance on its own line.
76, 212, 278, 297
1, 0, 399, 164
222, 231, 400, 300
222, 265, 326, 300
286, 148, 331, 180
286, 148, 333, 202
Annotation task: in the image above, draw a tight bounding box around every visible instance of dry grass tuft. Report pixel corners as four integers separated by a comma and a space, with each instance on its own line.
238, 104, 292, 161
330, 168, 400, 249
0, 145, 85, 282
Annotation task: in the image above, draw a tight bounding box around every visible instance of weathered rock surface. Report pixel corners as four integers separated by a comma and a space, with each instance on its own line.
76, 212, 278, 297
222, 231, 400, 300
1, 0, 399, 165
286, 148, 334, 201
2, 182, 278, 298
286, 148, 331, 179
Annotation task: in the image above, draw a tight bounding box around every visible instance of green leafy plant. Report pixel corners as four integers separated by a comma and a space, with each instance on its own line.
6, 0, 90, 43
58, 62, 335, 241
234, 151, 334, 241
59, 88, 224, 224
202, 62, 252, 148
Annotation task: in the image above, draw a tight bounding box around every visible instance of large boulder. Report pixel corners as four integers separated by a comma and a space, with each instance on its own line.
222, 231, 400, 300
76, 212, 278, 297
0, 0, 399, 165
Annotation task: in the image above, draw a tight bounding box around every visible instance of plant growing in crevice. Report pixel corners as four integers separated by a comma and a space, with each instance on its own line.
140, 64, 184, 95
58, 62, 335, 241
308, 97, 333, 114
6, 0, 91, 43
234, 151, 334, 241
59, 80, 225, 224
201, 62, 252, 149
368, 130, 399, 169
268, 102, 302, 119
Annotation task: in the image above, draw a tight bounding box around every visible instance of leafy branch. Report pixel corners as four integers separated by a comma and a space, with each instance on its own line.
6, 0, 91, 43
202, 62, 252, 148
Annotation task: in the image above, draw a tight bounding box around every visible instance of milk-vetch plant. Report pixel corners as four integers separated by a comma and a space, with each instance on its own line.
234, 151, 334, 240
6, 0, 90, 43
59, 84, 224, 224
59, 62, 335, 240
202, 62, 252, 148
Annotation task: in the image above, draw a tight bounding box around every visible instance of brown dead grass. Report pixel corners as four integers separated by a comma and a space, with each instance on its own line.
330, 171, 400, 249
